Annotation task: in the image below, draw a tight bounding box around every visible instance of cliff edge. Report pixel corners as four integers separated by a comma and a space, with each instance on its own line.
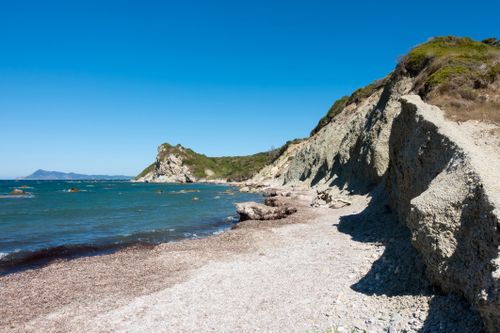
249, 36, 499, 331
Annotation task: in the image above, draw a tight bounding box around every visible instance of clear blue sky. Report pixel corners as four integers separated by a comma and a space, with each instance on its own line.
1, 0, 498, 178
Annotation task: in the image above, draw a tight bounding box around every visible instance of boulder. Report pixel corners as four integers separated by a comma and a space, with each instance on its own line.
312, 188, 352, 208
235, 202, 297, 221
264, 196, 284, 207
263, 189, 278, 197
239, 186, 251, 193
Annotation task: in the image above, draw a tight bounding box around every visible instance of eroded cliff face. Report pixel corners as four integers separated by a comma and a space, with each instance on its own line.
250, 78, 499, 331
135, 145, 196, 183
388, 96, 499, 331
251, 73, 415, 191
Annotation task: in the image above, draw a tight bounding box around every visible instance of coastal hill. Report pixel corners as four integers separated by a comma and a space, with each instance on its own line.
22, 169, 132, 180
249, 36, 500, 332
135, 142, 301, 183
136, 36, 500, 332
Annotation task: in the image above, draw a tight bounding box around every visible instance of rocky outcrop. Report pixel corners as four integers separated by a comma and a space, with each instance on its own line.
236, 201, 297, 221
135, 145, 196, 183
251, 140, 307, 187
136, 143, 279, 183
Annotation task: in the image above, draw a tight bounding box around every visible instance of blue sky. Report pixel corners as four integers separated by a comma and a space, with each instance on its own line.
1, 0, 498, 178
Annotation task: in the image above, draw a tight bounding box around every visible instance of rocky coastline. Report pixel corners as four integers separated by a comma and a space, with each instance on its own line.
0, 186, 486, 333
1, 36, 498, 332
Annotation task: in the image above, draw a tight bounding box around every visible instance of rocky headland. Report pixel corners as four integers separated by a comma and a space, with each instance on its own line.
135, 143, 281, 183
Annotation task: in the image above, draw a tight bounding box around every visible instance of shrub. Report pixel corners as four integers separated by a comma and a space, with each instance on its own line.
426, 65, 469, 87
403, 36, 493, 77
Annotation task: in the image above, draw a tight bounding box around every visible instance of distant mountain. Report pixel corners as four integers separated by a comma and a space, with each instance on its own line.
22, 169, 132, 180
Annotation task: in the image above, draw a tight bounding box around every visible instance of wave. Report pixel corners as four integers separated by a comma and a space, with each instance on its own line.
0, 194, 35, 199
225, 215, 238, 222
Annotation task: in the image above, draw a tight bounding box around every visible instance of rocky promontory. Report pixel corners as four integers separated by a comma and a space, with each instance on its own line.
135, 143, 279, 183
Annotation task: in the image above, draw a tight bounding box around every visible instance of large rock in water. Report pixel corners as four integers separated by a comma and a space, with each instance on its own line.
235, 202, 297, 221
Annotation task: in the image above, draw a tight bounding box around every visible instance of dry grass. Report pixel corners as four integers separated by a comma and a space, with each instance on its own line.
400, 36, 500, 125
429, 95, 500, 124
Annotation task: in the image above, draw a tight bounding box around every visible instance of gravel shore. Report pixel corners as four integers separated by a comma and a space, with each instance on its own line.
0, 191, 483, 332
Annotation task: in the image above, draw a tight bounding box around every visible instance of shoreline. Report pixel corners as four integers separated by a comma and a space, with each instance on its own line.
0, 181, 256, 276
0, 188, 484, 332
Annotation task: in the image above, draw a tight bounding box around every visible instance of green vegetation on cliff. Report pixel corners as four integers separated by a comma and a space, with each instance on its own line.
310, 77, 388, 136
138, 143, 280, 182
312, 36, 500, 133
136, 163, 155, 179
400, 36, 500, 123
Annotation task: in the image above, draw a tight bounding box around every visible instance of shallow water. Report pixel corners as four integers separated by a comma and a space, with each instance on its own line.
0, 180, 261, 270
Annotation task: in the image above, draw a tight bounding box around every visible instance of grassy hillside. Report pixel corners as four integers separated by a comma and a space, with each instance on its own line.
138, 143, 280, 182
400, 36, 500, 123
136, 162, 155, 179
312, 36, 500, 135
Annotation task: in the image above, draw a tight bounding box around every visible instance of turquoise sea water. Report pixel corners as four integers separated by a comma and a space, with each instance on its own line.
0, 180, 261, 272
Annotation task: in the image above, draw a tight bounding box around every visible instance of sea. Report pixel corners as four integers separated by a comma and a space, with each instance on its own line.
0, 180, 262, 273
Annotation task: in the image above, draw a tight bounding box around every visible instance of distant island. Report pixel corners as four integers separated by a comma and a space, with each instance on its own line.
21, 169, 132, 180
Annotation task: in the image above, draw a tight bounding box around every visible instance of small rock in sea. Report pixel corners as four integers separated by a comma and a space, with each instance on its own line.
10, 189, 26, 195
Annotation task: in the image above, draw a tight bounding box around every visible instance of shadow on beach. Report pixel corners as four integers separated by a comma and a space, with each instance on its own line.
336, 190, 484, 333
